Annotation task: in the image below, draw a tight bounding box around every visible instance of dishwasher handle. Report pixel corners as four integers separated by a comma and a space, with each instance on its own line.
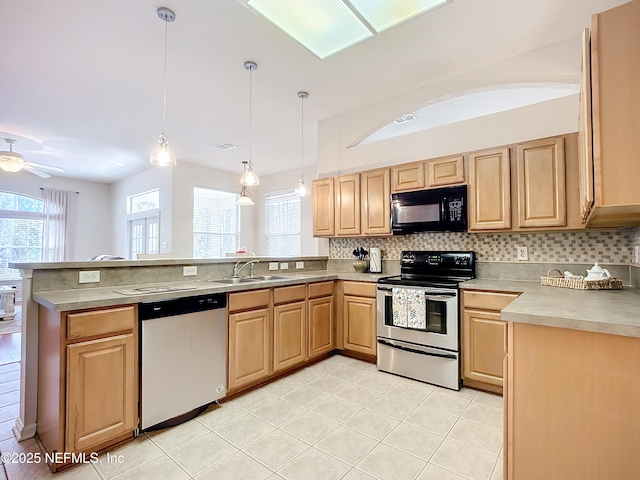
139, 293, 227, 320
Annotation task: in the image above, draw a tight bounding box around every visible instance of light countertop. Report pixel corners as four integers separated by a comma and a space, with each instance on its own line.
461, 279, 640, 338
32, 271, 386, 311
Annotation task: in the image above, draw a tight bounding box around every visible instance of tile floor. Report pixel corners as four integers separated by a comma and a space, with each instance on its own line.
0, 354, 504, 480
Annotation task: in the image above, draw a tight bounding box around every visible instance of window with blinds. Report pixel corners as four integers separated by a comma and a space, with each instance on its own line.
265, 191, 301, 257
193, 187, 240, 258
0, 191, 44, 279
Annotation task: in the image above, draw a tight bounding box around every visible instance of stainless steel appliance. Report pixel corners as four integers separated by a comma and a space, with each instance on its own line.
139, 293, 227, 431
377, 251, 475, 390
391, 185, 467, 234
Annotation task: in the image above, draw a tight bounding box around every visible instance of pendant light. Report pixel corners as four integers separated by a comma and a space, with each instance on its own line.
150, 7, 176, 167
294, 91, 311, 197
240, 61, 260, 186
237, 161, 255, 205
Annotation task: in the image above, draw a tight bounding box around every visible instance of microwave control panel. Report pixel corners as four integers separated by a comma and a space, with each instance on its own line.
448, 197, 464, 223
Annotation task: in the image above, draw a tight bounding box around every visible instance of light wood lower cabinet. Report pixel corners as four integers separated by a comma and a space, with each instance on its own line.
308, 295, 334, 359
228, 307, 271, 389
37, 304, 138, 472
66, 334, 136, 453
273, 301, 306, 372
461, 290, 518, 392
506, 322, 640, 480
340, 281, 377, 356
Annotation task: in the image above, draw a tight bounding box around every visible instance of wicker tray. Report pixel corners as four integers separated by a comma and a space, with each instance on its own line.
540, 269, 623, 290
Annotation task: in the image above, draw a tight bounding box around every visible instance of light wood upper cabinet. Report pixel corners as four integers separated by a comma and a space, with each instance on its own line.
391, 161, 425, 193
516, 138, 566, 228
361, 168, 391, 235
335, 173, 361, 236
427, 155, 465, 188
468, 148, 511, 230
273, 301, 306, 372
578, 28, 594, 224
583, 0, 640, 227
66, 334, 136, 453
312, 178, 335, 237
228, 308, 271, 389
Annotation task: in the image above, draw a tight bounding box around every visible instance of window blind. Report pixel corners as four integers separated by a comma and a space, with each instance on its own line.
193, 187, 240, 258
265, 191, 301, 256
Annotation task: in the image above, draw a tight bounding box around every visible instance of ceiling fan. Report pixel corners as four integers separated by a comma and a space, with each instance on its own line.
0, 138, 65, 178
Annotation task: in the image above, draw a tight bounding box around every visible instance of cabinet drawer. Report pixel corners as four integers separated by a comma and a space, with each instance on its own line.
308, 281, 334, 299
228, 289, 270, 312
67, 306, 136, 340
462, 290, 519, 311
342, 281, 377, 298
274, 285, 306, 305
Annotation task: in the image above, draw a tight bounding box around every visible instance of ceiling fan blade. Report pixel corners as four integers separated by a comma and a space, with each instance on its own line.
22, 165, 51, 178
26, 161, 65, 173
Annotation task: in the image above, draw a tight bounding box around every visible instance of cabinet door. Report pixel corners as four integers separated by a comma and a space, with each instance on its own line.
516, 137, 566, 228
343, 295, 376, 355
273, 301, 306, 372
66, 334, 136, 453
462, 309, 506, 387
361, 168, 391, 235
427, 155, 464, 188
391, 161, 425, 192
228, 308, 271, 389
578, 28, 594, 224
335, 174, 361, 236
308, 296, 334, 359
468, 148, 511, 230
312, 178, 335, 236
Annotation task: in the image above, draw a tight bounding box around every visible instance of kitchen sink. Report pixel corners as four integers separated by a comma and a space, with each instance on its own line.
209, 275, 292, 284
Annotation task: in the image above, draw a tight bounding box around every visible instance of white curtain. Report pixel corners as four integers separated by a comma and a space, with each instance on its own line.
42, 189, 77, 261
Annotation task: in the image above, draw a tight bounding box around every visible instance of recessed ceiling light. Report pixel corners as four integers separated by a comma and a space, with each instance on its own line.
246, 0, 450, 58
393, 113, 416, 124
214, 142, 237, 151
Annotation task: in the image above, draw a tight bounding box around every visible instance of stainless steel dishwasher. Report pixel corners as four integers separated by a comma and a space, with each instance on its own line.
139, 293, 227, 431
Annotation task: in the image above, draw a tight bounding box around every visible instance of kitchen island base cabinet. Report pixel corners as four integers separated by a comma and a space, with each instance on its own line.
37, 304, 137, 473
506, 322, 640, 480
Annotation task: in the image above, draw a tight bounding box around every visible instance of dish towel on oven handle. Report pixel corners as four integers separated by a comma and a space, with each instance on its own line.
392, 288, 426, 329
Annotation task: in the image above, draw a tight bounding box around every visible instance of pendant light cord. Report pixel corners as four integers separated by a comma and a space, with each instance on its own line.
162, 20, 168, 129
249, 66, 253, 163
300, 94, 304, 178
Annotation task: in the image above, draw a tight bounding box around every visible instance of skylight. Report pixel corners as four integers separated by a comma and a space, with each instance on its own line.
247, 0, 450, 59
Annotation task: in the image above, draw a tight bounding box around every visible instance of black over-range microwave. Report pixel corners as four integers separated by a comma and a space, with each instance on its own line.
391, 185, 467, 234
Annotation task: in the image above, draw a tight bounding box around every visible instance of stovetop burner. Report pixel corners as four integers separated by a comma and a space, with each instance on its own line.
378, 251, 476, 288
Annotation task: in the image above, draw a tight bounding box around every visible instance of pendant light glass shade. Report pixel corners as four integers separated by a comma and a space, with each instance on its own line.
240, 160, 259, 186
294, 91, 310, 197
150, 7, 176, 167
149, 133, 176, 166
0, 141, 26, 172
237, 186, 255, 206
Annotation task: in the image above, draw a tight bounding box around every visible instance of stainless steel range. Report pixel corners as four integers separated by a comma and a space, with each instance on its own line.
376, 251, 475, 390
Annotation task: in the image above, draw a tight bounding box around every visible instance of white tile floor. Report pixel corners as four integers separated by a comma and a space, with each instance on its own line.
0, 355, 504, 480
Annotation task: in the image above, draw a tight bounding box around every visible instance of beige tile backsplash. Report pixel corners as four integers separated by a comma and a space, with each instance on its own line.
330, 229, 638, 264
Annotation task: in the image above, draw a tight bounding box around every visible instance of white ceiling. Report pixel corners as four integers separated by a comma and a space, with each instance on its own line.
0, 0, 628, 183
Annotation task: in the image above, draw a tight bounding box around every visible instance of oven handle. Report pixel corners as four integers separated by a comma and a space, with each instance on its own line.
377, 286, 456, 299
377, 286, 393, 292
377, 338, 457, 360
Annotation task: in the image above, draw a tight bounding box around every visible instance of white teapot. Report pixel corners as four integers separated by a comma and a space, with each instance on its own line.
585, 262, 611, 280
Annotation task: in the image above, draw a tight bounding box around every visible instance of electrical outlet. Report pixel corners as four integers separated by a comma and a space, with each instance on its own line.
517, 246, 529, 261
79, 271, 100, 284
269, 262, 279, 271
183, 266, 197, 276
296, 261, 304, 269
280, 262, 289, 270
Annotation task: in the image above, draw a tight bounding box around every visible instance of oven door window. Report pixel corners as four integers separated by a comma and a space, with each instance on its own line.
384, 292, 448, 334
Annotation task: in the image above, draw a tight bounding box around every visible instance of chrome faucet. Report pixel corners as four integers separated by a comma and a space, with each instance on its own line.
233, 259, 259, 278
